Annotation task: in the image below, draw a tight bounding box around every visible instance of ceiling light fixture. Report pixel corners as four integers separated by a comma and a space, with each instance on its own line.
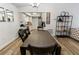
30, 3, 40, 8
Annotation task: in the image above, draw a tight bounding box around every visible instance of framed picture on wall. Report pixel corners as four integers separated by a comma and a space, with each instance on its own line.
46, 12, 50, 24
6, 9, 14, 22
0, 7, 5, 22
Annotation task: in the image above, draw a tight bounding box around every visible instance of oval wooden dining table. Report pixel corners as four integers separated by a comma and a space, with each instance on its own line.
20, 30, 60, 55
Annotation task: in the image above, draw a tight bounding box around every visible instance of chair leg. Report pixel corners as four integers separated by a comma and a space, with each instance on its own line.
20, 47, 26, 55
55, 45, 61, 55
52, 44, 57, 55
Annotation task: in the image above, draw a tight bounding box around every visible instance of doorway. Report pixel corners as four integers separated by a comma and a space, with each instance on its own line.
32, 17, 38, 30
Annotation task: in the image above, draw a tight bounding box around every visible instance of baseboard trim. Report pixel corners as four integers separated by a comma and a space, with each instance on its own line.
0, 36, 19, 51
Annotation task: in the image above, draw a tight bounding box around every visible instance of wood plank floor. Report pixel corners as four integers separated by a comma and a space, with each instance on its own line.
55, 37, 79, 55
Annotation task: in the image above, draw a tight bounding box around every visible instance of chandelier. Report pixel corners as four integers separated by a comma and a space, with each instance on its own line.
30, 3, 40, 8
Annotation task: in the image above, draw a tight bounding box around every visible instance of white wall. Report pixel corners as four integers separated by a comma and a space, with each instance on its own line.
0, 3, 20, 50
18, 3, 79, 36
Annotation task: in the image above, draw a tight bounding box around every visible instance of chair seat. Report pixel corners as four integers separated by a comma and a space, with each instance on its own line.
37, 26, 43, 28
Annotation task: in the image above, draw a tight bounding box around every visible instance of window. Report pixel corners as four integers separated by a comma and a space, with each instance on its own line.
0, 7, 5, 22
6, 9, 14, 22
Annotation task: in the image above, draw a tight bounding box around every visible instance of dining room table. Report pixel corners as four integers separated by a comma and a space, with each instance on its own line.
20, 30, 61, 55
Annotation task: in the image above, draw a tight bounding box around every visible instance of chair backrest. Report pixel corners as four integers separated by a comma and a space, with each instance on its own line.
18, 29, 28, 42
28, 45, 54, 55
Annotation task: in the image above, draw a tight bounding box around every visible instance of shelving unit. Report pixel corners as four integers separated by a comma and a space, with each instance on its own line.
55, 11, 73, 37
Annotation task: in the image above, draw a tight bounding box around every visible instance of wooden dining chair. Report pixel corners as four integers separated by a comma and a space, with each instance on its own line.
18, 29, 28, 42
28, 45, 55, 55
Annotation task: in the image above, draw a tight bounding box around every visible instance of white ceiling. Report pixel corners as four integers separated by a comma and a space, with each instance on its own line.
12, 3, 31, 7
